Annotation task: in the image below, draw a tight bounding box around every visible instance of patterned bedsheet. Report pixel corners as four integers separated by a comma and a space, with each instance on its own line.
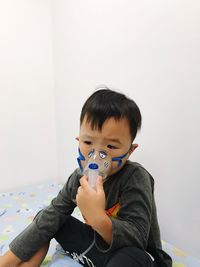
0, 181, 199, 267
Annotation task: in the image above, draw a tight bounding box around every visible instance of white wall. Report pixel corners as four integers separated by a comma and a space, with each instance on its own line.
0, 0, 57, 191
52, 0, 200, 258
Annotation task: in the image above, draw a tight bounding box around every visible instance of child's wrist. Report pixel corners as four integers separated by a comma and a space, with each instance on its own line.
90, 211, 112, 245
90, 210, 110, 230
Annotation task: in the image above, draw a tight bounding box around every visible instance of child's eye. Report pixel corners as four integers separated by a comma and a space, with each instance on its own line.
107, 144, 117, 149
84, 141, 92, 145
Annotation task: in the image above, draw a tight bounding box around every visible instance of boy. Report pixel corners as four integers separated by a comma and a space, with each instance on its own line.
0, 88, 163, 267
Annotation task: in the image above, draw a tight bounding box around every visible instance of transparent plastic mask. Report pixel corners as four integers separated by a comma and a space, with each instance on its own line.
83, 149, 112, 188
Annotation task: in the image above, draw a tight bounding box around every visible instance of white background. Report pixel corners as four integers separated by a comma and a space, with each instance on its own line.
0, 1, 57, 190
0, 0, 200, 258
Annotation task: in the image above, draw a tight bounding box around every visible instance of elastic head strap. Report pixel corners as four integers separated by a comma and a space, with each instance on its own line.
77, 148, 85, 172
112, 152, 129, 167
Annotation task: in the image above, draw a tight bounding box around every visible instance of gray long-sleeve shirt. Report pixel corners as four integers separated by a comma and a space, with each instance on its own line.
9, 161, 162, 261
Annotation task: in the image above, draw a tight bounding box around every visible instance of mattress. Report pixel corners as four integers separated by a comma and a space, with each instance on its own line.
0, 181, 199, 267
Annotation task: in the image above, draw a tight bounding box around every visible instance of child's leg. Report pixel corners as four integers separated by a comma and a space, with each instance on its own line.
54, 216, 106, 266
16, 243, 49, 267
54, 217, 155, 267
105, 247, 155, 267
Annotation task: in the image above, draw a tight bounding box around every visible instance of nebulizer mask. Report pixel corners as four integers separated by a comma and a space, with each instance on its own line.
77, 148, 129, 188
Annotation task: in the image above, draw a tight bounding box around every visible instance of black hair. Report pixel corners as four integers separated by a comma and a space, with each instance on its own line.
80, 87, 142, 141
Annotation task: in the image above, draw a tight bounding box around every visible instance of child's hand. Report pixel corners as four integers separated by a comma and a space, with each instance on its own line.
76, 175, 106, 226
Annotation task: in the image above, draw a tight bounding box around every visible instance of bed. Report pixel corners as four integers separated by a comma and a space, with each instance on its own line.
0, 181, 199, 267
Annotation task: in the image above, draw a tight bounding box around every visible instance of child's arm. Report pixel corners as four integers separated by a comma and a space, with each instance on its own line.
90, 210, 113, 245
0, 170, 80, 265
76, 176, 112, 244
8, 172, 78, 262
77, 166, 155, 252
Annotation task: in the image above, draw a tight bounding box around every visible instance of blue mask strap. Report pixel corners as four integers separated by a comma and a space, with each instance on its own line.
77, 148, 85, 172
112, 152, 129, 168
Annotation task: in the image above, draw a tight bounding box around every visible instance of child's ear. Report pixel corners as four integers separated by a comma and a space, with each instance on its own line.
128, 144, 138, 156
75, 137, 79, 141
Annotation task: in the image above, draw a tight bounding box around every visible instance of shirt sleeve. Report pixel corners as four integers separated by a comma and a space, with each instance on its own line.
94, 166, 153, 252
9, 170, 79, 261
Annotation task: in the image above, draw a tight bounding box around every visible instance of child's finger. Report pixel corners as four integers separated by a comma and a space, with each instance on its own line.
79, 175, 89, 188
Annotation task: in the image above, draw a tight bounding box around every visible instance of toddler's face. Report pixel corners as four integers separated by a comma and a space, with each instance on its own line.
77, 116, 137, 177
